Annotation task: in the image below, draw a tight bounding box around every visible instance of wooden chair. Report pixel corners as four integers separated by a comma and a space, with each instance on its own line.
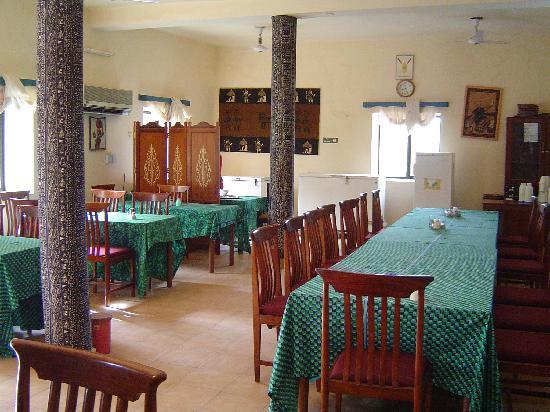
10, 338, 167, 412
158, 184, 190, 204
251, 224, 288, 382
0, 203, 4, 235
132, 192, 170, 215
319, 204, 342, 265
317, 268, 434, 412
91, 189, 126, 213
497, 203, 550, 288
283, 216, 309, 295
17, 205, 39, 239
7, 199, 38, 237
86, 202, 136, 306
359, 192, 374, 243
91, 184, 116, 190
371, 189, 383, 234
304, 209, 327, 277
498, 197, 538, 246
339, 198, 362, 256
0, 191, 31, 236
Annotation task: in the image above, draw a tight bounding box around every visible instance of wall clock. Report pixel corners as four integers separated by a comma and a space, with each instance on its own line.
396, 80, 415, 97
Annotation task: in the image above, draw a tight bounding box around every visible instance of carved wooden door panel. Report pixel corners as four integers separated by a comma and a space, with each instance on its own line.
187, 122, 220, 204
168, 122, 188, 186
134, 122, 167, 192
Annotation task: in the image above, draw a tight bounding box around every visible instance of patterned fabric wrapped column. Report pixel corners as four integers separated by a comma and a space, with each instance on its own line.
269, 15, 297, 245
37, 0, 91, 349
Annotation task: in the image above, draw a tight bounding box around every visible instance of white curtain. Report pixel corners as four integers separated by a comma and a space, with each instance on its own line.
0, 74, 36, 113
168, 98, 191, 124
377, 99, 441, 133
146, 101, 170, 123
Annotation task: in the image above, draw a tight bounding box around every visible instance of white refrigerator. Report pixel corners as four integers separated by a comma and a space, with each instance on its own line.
413, 153, 454, 208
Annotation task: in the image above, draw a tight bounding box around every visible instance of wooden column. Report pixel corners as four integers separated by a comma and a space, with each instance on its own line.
269, 15, 297, 244
37, 0, 91, 349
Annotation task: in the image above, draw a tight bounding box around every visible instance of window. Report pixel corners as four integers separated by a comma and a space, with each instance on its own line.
371, 113, 441, 178
2, 104, 35, 191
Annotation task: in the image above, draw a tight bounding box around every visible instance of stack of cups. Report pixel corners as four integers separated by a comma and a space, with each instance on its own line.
539, 176, 550, 203
519, 183, 534, 202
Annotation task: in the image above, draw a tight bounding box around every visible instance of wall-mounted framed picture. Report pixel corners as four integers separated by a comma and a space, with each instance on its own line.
462, 86, 502, 140
89, 116, 106, 150
395, 55, 414, 79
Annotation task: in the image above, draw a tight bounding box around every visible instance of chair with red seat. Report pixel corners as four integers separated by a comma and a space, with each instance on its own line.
359, 192, 375, 243
371, 189, 384, 235
317, 268, 434, 412
251, 224, 288, 382
304, 209, 327, 277
319, 204, 343, 265
283, 216, 309, 295
17, 205, 39, 239
498, 199, 547, 260
497, 197, 538, 246
339, 198, 361, 256
493, 304, 550, 332
494, 286, 550, 307
7, 198, 37, 236
132, 192, 170, 215
91, 189, 126, 213
497, 203, 550, 288
0, 190, 30, 236
86, 202, 136, 306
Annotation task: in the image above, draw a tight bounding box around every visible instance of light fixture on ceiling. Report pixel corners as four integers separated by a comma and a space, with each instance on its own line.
253, 26, 268, 53
84, 47, 114, 57
464, 16, 509, 45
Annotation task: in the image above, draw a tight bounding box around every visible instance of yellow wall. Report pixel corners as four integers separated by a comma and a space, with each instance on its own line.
216, 34, 550, 212
0, 0, 218, 195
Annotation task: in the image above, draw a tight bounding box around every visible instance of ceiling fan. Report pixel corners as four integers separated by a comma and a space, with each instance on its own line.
253, 26, 268, 53
463, 17, 509, 45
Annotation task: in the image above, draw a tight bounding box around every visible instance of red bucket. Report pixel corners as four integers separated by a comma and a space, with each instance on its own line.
91, 312, 112, 354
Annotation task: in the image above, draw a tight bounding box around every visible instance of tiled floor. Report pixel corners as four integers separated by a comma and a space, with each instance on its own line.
0, 248, 549, 411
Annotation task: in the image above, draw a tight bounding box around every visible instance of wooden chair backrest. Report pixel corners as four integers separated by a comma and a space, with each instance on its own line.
10, 338, 167, 412
7, 199, 38, 236
317, 269, 433, 390
91, 184, 116, 190
91, 189, 126, 213
372, 189, 383, 234
0, 203, 4, 235
132, 192, 169, 215
251, 224, 282, 308
158, 184, 190, 204
359, 192, 370, 239
0, 191, 31, 235
319, 204, 340, 261
304, 209, 326, 277
18, 205, 39, 239
532, 202, 550, 258
85, 202, 110, 257
283, 216, 308, 294
339, 198, 361, 256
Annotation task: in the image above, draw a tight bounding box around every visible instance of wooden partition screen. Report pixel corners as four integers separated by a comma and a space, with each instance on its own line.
187, 122, 220, 204
168, 122, 188, 186
134, 122, 168, 192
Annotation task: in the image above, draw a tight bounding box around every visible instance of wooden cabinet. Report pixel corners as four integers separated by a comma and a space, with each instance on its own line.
504, 115, 550, 198
482, 199, 531, 236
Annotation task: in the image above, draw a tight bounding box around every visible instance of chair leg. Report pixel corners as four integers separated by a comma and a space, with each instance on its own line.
130, 258, 136, 298
424, 380, 433, 412
93, 263, 98, 294
335, 393, 342, 412
253, 318, 261, 382
462, 397, 470, 412
321, 381, 329, 412
104, 264, 111, 306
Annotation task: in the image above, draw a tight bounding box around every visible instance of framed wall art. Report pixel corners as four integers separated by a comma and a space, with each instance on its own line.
462, 86, 502, 140
89, 116, 106, 150
395, 55, 414, 79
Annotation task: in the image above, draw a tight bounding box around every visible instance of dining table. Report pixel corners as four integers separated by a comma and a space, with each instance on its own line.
220, 196, 268, 253
0, 236, 42, 357
92, 212, 186, 297
268, 208, 501, 412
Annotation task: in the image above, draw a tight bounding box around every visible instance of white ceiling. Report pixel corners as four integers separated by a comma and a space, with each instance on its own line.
84, 0, 550, 48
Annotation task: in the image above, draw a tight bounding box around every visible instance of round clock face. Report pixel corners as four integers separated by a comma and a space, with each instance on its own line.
396, 80, 415, 97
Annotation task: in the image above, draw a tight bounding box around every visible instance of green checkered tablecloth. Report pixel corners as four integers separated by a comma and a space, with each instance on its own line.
168, 202, 240, 240
0, 236, 42, 357
268, 208, 500, 412
220, 196, 268, 252
92, 212, 186, 298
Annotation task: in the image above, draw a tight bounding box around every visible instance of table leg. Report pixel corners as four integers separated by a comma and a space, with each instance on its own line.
209, 238, 215, 273
166, 242, 173, 288
298, 378, 309, 412
229, 224, 235, 266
